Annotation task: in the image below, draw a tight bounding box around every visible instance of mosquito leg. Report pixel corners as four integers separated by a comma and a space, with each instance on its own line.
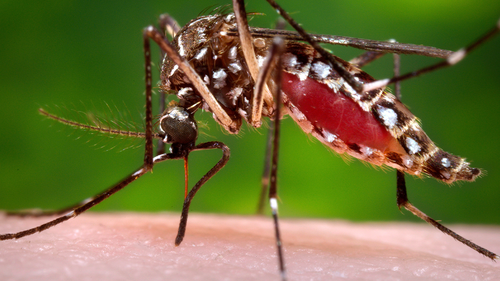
393, 53, 401, 99
349, 38, 402, 69
3, 29, 188, 235
234, 27, 454, 58
269, 36, 287, 281
346, 48, 408, 235
0, 169, 147, 240
363, 19, 500, 92
396, 170, 499, 260
349, 51, 387, 69
4, 206, 90, 218
392, 52, 404, 212
157, 90, 167, 156
253, 37, 284, 214
0, 151, 175, 240
158, 13, 180, 39
251, 34, 288, 280
232, 0, 273, 127
257, 126, 273, 215
266, 0, 498, 94
174, 141, 230, 246
142, 26, 156, 170
4, 34, 160, 218
156, 14, 180, 156
257, 19, 287, 215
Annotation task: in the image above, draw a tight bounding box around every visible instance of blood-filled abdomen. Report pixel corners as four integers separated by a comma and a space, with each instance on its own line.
281, 71, 400, 154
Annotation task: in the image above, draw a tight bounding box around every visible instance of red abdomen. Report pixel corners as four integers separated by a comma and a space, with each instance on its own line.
281, 71, 396, 153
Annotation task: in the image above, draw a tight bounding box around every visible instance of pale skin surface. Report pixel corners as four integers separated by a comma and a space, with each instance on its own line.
0, 213, 499, 281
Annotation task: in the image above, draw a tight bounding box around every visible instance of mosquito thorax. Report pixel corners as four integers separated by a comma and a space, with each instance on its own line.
160, 13, 274, 131
159, 103, 198, 145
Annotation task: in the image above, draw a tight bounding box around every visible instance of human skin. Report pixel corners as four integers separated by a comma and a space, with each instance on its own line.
0, 212, 499, 281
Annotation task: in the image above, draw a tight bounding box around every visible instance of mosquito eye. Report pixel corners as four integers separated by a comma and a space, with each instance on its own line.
160, 105, 198, 144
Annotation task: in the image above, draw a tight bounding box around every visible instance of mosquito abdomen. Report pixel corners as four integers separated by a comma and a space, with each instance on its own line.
280, 48, 481, 184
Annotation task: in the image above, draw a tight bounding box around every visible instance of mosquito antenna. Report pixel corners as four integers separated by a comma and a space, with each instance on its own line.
38, 108, 158, 139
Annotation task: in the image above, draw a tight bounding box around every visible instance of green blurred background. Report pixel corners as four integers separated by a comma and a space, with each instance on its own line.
0, 0, 499, 225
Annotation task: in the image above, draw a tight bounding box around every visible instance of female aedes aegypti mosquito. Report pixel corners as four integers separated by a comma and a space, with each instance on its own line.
1, 0, 499, 279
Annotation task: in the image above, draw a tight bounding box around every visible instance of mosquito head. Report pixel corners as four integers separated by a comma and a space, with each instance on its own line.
159, 102, 198, 145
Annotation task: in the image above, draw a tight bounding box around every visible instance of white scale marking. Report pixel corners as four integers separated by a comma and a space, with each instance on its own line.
282, 52, 312, 82
225, 14, 234, 22
196, 27, 207, 43
169, 65, 179, 77
228, 46, 238, 60
401, 155, 414, 168
213, 69, 227, 89
377, 105, 398, 129
382, 95, 395, 104
327, 77, 343, 92
411, 122, 421, 131
194, 47, 208, 60
441, 157, 451, 168
360, 146, 374, 156
343, 82, 363, 105
153, 155, 166, 162
228, 87, 243, 105
132, 168, 145, 177
81, 198, 93, 205
406, 137, 421, 154
169, 109, 188, 121
65, 211, 76, 218
447, 48, 466, 65
290, 105, 307, 121
178, 87, 192, 99
237, 108, 248, 119
257, 55, 265, 67
270, 198, 278, 211
282, 53, 298, 68
311, 61, 331, 79
178, 35, 186, 57
228, 62, 242, 73
323, 130, 337, 143
297, 67, 310, 81
188, 18, 204, 27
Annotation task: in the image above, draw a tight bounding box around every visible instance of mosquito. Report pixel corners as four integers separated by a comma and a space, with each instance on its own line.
1, 0, 499, 280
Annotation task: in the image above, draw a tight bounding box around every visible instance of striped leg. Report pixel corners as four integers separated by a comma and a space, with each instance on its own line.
395, 170, 498, 260
0, 155, 173, 241
253, 34, 288, 280
362, 19, 500, 92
